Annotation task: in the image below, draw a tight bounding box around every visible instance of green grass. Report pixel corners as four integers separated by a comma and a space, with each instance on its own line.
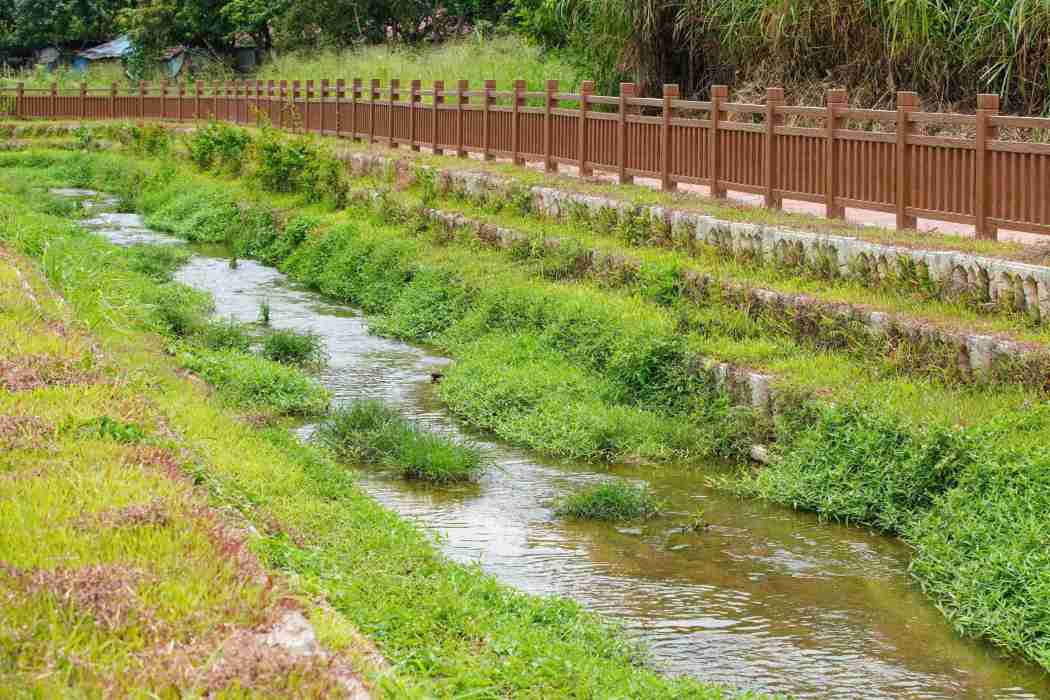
0, 167, 750, 700
257, 36, 583, 98
555, 480, 665, 521
315, 400, 485, 484
261, 327, 327, 369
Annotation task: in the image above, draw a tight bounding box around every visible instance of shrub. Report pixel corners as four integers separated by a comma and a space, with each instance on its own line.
262, 328, 327, 369
187, 121, 252, 174
555, 480, 663, 521
315, 400, 484, 484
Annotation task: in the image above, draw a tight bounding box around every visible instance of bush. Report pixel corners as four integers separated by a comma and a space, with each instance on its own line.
261, 328, 327, 369
124, 243, 191, 281
315, 400, 484, 484
187, 121, 253, 174
555, 480, 663, 521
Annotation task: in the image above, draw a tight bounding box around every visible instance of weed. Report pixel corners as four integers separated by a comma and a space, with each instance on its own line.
555, 480, 664, 521
258, 299, 271, 326
261, 328, 327, 369
195, 317, 253, 352
125, 244, 191, 281
74, 416, 146, 444
315, 400, 484, 483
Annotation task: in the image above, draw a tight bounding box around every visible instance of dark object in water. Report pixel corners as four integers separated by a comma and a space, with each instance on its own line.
430, 372, 444, 383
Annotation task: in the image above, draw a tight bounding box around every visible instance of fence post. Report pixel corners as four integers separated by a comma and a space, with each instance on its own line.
302, 79, 312, 132
483, 79, 496, 160
618, 82, 635, 184
369, 79, 379, 144
50, 82, 57, 119
410, 80, 421, 151
79, 82, 87, 120
317, 79, 325, 134
661, 84, 678, 191
825, 88, 846, 218
178, 82, 185, 121
578, 80, 594, 177
160, 80, 168, 120
278, 81, 287, 128
193, 82, 201, 120
15, 82, 23, 118
138, 81, 146, 120
335, 79, 345, 136
895, 91, 919, 231
352, 79, 362, 141
456, 79, 469, 157
975, 93, 1000, 240
264, 80, 273, 125
544, 80, 558, 172
212, 81, 220, 122
389, 79, 399, 148
432, 80, 444, 155
709, 85, 727, 198
764, 87, 785, 208
512, 79, 525, 165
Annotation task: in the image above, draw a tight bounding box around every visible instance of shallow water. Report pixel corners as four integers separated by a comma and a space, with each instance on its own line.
67, 190, 1050, 699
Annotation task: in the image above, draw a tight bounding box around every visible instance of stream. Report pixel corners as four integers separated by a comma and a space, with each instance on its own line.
59, 188, 1050, 699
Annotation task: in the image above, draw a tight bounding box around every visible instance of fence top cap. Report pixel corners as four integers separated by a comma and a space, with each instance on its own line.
710, 84, 729, 97
766, 86, 785, 100
545, 79, 559, 89
662, 84, 680, 96
977, 93, 1000, 110
896, 91, 920, 108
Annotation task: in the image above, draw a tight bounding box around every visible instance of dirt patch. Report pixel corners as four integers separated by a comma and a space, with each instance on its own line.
78, 498, 171, 532
14, 563, 151, 632
0, 414, 54, 450
0, 354, 99, 392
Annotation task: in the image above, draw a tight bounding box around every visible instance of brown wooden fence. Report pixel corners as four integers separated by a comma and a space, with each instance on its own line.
4, 79, 1050, 240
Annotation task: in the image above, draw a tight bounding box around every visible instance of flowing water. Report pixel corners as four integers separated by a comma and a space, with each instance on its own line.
62, 188, 1050, 699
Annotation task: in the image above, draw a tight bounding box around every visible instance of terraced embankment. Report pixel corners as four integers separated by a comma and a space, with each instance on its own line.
3, 121, 1050, 693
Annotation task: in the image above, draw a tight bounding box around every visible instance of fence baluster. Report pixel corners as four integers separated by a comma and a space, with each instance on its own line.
352, 79, 362, 141
79, 82, 86, 120
369, 79, 379, 144
320, 79, 329, 134
50, 82, 57, 119
15, 82, 23, 118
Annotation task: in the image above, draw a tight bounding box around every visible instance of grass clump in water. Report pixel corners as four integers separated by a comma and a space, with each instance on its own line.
556, 480, 664, 521
315, 400, 484, 484
262, 328, 327, 369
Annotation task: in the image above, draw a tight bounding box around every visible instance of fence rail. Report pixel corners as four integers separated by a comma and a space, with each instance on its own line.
4, 79, 1050, 240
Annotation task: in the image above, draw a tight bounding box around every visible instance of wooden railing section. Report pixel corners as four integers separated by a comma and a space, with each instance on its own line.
4, 79, 1050, 239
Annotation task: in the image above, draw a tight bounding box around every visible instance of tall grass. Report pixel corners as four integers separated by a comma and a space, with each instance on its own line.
257, 36, 582, 93
315, 400, 485, 484
556, 480, 664, 521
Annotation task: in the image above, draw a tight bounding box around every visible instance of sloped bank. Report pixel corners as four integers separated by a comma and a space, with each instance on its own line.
5, 140, 1050, 676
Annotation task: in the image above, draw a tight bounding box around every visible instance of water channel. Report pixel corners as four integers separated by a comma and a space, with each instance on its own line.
59, 188, 1050, 699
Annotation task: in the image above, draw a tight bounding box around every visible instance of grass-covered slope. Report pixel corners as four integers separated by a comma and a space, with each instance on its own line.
0, 155, 759, 698
4, 130, 1050, 675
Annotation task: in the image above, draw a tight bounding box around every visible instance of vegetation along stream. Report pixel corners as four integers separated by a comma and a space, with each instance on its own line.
58, 188, 1050, 699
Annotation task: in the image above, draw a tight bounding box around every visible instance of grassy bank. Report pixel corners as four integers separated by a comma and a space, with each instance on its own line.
0, 153, 755, 697
5, 132, 1050, 675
